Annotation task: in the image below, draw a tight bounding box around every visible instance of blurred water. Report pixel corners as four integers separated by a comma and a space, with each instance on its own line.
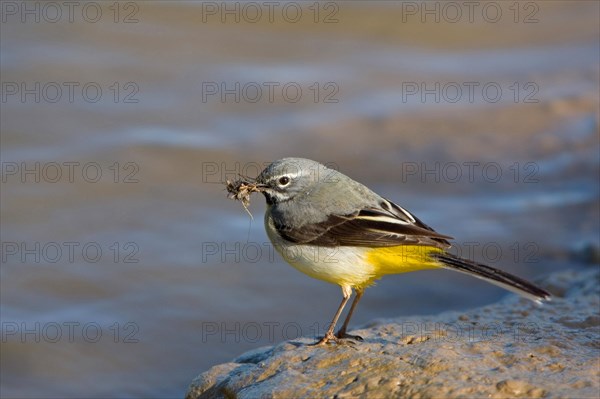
1, 2, 599, 398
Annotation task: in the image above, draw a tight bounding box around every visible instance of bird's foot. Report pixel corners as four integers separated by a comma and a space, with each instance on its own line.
310, 331, 339, 346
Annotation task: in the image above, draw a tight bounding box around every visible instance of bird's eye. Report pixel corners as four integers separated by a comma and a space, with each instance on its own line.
278, 176, 290, 186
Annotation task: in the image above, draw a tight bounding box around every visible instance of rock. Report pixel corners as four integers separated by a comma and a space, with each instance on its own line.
187, 268, 600, 399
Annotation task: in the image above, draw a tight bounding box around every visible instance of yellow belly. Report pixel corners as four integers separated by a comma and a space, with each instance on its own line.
366, 245, 443, 275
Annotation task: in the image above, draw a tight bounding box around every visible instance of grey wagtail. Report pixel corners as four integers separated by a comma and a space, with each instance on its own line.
228, 157, 550, 345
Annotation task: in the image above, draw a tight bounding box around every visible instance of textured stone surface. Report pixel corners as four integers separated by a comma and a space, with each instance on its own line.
187, 268, 600, 399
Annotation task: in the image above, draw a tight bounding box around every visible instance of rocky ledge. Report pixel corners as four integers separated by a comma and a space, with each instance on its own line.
187, 268, 599, 399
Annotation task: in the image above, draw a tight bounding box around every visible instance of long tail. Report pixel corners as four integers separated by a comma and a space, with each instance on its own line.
432, 252, 551, 304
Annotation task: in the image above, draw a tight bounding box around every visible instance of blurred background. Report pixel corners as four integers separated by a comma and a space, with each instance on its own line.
1, 1, 598, 398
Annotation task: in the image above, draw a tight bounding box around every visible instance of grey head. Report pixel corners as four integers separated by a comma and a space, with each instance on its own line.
255, 158, 385, 227
255, 158, 339, 206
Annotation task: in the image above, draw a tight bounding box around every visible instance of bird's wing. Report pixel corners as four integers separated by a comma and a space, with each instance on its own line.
273, 197, 452, 249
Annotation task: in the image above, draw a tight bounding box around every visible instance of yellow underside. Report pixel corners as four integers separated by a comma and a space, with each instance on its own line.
366, 245, 444, 276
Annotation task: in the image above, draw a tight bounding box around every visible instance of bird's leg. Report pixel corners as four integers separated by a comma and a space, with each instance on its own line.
312, 286, 352, 346
336, 288, 364, 341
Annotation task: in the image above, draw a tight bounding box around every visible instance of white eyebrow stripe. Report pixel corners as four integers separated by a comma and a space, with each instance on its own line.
270, 171, 302, 181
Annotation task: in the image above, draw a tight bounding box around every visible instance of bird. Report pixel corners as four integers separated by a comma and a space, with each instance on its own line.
239, 157, 551, 345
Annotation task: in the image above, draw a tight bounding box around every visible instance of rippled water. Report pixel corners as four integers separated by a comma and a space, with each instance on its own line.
1, 2, 599, 398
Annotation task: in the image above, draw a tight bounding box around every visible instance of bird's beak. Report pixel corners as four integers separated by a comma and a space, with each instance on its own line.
233, 175, 269, 192
252, 181, 269, 190
253, 183, 269, 191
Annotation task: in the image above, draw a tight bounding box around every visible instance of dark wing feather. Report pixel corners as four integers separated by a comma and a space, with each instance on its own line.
273, 198, 452, 249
